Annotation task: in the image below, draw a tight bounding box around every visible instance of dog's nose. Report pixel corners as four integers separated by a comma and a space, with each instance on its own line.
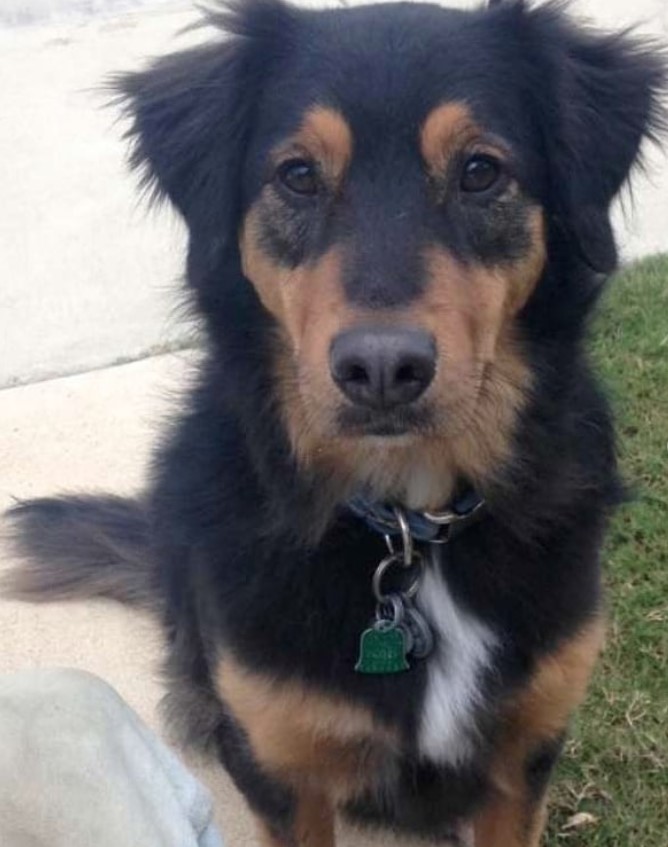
330, 327, 436, 410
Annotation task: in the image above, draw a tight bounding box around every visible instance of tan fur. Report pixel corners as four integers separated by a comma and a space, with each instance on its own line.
473, 619, 606, 846
256, 791, 335, 847
420, 101, 508, 178
266, 239, 541, 511
504, 617, 606, 748
292, 791, 335, 847
240, 222, 348, 350
272, 106, 352, 189
215, 656, 399, 801
241, 232, 543, 508
474, 792, 549, 847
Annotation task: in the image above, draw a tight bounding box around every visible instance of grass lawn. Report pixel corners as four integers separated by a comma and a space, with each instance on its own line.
546, 254, 668, 845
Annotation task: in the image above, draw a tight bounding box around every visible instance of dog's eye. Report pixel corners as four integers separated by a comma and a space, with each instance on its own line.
460, 155, 501, 193
277, 159, 319, 196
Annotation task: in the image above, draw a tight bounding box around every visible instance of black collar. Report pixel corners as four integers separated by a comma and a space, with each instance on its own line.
347, 488, 485, 545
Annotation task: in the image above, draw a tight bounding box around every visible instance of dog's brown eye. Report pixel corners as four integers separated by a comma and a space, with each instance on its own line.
460, 155, 501, 193
277, 159, 319, 196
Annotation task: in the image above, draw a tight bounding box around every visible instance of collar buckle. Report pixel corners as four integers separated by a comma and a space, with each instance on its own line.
421, 498, 486, 543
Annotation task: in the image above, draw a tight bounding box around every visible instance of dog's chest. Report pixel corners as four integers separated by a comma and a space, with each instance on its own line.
414, 552, 498, 767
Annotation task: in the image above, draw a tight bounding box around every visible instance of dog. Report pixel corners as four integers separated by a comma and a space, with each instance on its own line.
6, 0, 665, 844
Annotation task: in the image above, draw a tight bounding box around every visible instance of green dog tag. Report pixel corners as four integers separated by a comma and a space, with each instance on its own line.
355, 625, 410, 674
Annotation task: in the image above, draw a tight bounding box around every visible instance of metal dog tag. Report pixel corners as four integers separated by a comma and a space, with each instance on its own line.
402, 604, 434, 660
355, 623, 410, 674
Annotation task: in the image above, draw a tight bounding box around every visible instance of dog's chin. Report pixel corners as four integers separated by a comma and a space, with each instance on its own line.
348, 430, 420, 449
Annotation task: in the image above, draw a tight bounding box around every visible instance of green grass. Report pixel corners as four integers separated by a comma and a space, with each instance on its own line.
546, 255, 668, 846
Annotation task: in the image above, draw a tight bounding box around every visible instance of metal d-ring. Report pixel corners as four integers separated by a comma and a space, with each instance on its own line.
372, 551, 424, 603
392, 505, 414, 566
382, 506, 414, 562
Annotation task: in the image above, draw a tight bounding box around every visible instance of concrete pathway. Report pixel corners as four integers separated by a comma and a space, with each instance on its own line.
0, 3, 200, 389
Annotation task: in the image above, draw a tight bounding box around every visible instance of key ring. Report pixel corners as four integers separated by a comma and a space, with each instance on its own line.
394, 506, 413, 565
372, 551, 424, 603
374, 594, 405, 630
383, 506, 414, 565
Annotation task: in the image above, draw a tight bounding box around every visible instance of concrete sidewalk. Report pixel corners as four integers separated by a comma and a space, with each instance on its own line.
0, 352, 430, 847
0, 2, 201, 390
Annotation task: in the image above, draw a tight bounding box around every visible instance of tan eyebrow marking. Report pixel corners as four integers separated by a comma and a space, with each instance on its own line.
420, 101, 507, 175
273, 106, 353, 185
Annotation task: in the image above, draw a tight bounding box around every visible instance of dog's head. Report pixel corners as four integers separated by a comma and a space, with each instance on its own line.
117, 0, 664, 507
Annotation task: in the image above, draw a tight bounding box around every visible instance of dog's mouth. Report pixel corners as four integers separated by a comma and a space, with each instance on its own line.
335, 403, 435, 439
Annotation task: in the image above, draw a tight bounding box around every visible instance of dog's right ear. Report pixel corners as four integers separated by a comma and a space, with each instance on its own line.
113, 0, 294, 236
114, 43, 251, 235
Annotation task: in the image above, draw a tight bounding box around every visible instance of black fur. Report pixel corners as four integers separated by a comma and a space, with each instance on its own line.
525, 734, 566, 800
6, 0, 665, 841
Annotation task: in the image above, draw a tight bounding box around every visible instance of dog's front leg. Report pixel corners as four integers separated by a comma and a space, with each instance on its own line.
212, 708, 336, 847
472, 780, 551, 847
472, 620, 605, 846
256, 789, 335, 847
215, 655, 399, 847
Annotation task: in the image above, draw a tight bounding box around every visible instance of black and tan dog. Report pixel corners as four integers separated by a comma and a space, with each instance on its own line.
6, 0, 665, 844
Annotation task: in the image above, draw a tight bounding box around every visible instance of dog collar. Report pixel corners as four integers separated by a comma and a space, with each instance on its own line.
347, 487, 485, 545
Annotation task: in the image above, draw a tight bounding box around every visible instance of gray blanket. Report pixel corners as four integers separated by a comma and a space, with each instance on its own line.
0, 668, 223, 847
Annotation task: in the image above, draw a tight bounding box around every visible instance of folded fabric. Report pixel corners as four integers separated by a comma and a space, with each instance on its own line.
0, 667, 223, 847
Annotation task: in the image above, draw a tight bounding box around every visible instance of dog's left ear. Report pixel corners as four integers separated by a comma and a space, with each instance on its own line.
527, 8, 666, 272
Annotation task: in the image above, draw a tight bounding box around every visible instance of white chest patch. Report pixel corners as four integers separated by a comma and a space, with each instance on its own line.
416, 551, 498, 767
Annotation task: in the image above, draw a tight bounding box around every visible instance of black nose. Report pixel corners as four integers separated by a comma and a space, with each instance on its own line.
330, 327, 436, 410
